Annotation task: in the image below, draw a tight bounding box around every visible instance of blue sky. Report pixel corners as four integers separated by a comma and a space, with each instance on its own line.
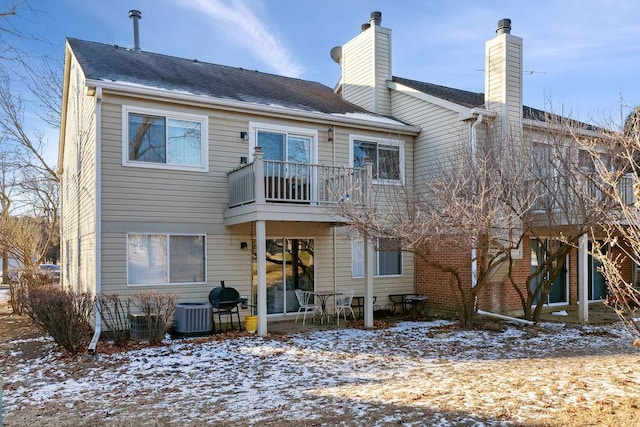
9, 0, 640, 161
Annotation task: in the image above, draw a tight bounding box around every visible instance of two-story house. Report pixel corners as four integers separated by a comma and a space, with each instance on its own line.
58, 17, 419, 339
59, 10, 626, 342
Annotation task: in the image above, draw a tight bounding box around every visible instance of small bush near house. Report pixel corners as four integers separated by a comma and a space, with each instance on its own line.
8, 267, 53, 315
23, 286, 94, 354
130, 292, 177, 345
95, 293, 131, 348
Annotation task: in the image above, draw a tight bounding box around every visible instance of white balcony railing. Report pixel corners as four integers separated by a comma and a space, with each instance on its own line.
228, 154, 368, 208
528, 173, 636, 212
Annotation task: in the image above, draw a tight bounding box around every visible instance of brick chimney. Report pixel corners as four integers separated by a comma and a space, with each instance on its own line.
330, 11, 392, 116
485, 18, 523, 142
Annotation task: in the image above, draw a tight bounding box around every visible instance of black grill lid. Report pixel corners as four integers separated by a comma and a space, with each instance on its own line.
209, 281, 240, 308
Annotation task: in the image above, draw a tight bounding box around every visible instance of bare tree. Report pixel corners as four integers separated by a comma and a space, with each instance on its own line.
505, 115, 613, 321
581, 107, 640, 341
333, 127, 533, 328
0, 78, 60, 274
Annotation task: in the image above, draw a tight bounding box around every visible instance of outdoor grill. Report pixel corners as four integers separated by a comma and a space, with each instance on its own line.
208, 281, 242, 331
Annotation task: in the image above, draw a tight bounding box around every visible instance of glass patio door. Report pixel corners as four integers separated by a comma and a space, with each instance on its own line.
587, 241, 607, 301
530, 238, 568, 305
258, 131, 312, 201
253, 238, 314, 314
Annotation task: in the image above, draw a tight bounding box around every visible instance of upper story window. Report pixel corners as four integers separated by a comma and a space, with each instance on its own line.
350, 135, 404, 184
123, 106, 208, 171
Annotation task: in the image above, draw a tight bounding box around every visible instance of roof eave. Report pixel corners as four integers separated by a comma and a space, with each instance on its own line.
86, 79, 420, 135
58, 41, 74, 175
523, 118, 602, 138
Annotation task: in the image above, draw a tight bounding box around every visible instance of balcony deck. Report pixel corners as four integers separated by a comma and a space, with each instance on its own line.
224, 158, 368, 226
527, 173, 636, 226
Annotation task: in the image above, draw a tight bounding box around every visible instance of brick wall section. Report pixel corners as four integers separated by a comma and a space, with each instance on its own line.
416, 234, 636, 316
478, 240, 530, 316
568, 247, 578, 304
415, 238, 471, 314
611, 242, 634, 287
416, 236, 531, 316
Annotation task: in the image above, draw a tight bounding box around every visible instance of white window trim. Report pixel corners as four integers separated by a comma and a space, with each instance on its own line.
349, 134, 405, 185
351, 239, 404, 278
126, 233, 207, 286
122, 105, 209, 172
247, 121, 318, 163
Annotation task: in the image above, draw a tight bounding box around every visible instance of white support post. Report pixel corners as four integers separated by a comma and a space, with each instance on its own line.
363, 158, 374, 329
578, 233, 589, 323
364, 234, 374, 328
256, 220, 267, 336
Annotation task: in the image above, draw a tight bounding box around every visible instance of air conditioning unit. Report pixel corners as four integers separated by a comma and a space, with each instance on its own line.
174, 302, 212, 335
129, 313, 164, 341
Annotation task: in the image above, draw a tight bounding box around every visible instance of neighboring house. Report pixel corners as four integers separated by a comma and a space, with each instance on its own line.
58, 26, 419, 337
331, 12, 631, 319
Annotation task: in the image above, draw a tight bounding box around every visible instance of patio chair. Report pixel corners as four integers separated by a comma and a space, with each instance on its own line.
294, 289, 322, 325
335, 289, 356, 325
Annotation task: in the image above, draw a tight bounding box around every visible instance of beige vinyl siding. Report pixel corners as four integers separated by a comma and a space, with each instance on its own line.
60, 56, 97, 293
391, 90, 467, 181
94, 90, 413, 316
505, 40, 523, 128
485, 34, 523, 140
341, 29, 375, 112
333, 226, 414, 307
485, 42, 504, 111
374, 28, 392, 116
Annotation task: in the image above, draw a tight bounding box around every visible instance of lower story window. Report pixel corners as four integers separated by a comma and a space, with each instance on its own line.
127, 234, 206, 285
352, 238, 403, 278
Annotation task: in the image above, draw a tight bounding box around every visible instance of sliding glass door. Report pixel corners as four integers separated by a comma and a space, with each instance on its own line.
253, 238, 314, 314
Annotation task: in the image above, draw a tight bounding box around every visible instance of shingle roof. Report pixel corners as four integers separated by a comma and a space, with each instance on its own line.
67, 38, 370, 115
392, 76, 586, 125
392, 76, 485, 109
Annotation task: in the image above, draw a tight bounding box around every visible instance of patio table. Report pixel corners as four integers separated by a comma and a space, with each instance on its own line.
406, 295, 429, 319
311, 290, 341, 324
352, 295, 377, 319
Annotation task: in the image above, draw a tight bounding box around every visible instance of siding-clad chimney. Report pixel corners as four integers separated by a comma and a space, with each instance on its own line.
331, 11, 392, 115
485, 18, 522, 142
129, 10, 142, 52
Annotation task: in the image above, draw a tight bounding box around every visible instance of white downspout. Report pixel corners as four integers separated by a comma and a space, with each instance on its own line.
332, 125, 337, 293
88, 86, 103, 355
470, 113, 483, 290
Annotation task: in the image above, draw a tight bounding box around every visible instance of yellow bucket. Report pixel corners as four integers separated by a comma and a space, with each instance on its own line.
245, 315, 258, 333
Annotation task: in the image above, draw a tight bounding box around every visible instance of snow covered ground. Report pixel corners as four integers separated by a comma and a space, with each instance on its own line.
2, 314, 639, 426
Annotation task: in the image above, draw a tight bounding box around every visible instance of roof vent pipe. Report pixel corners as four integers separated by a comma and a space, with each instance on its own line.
370, 11, 382, 26
496, 18, 511, 35
129, 9, 142, 52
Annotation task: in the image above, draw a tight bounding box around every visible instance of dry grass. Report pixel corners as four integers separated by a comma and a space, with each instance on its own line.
1, 300, 639, 427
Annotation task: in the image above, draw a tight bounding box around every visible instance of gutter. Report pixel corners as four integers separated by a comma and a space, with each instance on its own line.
88, 86, 103, 355
84, 79, 420, 136
523, 118, 602, 138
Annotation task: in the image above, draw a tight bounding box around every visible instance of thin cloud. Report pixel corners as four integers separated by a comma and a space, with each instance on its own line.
181, 0, 304, 78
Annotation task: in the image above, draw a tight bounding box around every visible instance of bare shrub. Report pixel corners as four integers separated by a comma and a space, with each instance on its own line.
130, 292, 177, 344
95, 293, 131, 348
23, 286, 94, 354
8, 267, 52, 314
